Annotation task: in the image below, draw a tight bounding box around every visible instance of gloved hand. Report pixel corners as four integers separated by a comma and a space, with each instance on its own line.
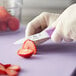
25, 4, 76, 43
25, 12, 60, 37
51, 4, 76, 42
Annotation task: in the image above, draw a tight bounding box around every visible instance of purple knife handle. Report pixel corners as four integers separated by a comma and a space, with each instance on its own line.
46, 27, 55, 37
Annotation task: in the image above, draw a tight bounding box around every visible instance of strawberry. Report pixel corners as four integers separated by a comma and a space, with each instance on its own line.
0, 6, 11, 22
22, 39, 37, 54
0, 22, 7, 31
17, 48, 34, 58
4, 64, 11, 69
8, 16, 20, 31
6, 68, 18, 76
0, 63, 21, 76
0, 63, 7, 75
7, 65, 20, 72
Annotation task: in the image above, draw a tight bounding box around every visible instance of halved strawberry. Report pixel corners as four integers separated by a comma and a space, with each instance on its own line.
6, 68, 18, 76
7, 65, 20, 72
17, 48, 34, 58
22, 39, 37, 54
0, 63, 7, 75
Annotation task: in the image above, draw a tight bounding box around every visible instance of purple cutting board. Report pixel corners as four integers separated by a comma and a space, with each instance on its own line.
0, 26, 76, 76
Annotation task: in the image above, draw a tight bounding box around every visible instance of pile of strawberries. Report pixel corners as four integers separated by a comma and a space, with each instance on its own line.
0, 6, 20, 32
0, 63, 20, 76
17, 39, 37, 58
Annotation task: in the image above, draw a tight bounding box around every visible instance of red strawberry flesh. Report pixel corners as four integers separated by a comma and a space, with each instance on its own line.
0, 63, 7, 75
7, 65, 20, 72
22, 39, 37, 54
4, 64, 11, 68
17, 48, 34, 58
6, 69, 18, 76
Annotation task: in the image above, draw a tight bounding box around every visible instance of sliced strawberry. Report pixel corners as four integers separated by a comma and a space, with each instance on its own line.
0, 63, 7, 75
4, 64, 11, 69
7, 65, 20, 72
6, 68, 18, 76
8, 16, 20, 31
17, 48, 34, 58
22, 39, 37, 54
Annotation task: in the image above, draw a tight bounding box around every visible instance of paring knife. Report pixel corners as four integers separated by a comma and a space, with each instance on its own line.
14, 26, 55, 45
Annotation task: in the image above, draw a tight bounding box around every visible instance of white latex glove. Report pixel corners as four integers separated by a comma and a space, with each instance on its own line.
25, 12, 60, 37
51, 4, 76, 42
25, 4, 76, 43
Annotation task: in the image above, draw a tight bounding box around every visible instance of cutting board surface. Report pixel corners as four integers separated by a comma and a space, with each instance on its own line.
0, 26, 76, 76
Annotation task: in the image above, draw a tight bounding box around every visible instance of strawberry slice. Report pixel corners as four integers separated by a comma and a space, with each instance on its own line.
7, 65, 20, 72
17, 48, 34, 58
0, 63, 7, 75
22, 39, 37, 54
6, 68, 18, 76
4, 64, 11, 68
0, 63, 21, 76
